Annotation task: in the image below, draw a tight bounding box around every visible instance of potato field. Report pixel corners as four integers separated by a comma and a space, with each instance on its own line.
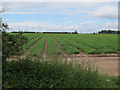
22, 33, 119, 57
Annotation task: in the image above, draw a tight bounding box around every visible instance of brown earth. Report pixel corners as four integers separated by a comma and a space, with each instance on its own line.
43, 35, 48, 57
66, 56, 119, 76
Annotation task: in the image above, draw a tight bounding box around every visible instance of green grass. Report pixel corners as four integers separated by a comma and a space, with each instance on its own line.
2, 58, 119, 88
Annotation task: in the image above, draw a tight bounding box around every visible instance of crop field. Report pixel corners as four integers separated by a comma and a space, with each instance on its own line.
20, 33, 119, 57
3, 33, 119, 88
28, 34, 47, 57
23, 33, 44, 49
47, 35, 62, 55
53, 34, 118, 54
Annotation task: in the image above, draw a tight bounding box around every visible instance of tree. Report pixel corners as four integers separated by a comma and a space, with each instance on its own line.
0, 8, 28, 61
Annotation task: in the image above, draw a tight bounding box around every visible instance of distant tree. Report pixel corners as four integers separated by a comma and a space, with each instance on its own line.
98, 30, 119, 34
74, 30, 78, 34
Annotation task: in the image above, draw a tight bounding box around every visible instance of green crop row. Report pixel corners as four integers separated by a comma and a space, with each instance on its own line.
53, 35, 79, 54
47, 35, 62, 56
23, 33, 118, 55
28, 35, 47, 57
70, 34, 118, 54
53, 34, 118, 54
71, 34, 118, 53
24, 34, 44, 49
53, 35, 96, 54
23, 33, 42, 40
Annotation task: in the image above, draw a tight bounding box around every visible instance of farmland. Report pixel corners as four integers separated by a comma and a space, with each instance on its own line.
3, 33, 119, 88
2, 2, 119, 88
20, 33, 118, 57
21, 33, 119, 76
6, 33, 119, 76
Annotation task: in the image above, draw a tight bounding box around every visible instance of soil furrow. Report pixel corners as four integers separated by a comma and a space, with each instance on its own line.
25, 35, 45, 56
52, 35, 67, 56
43, 35, 48, 57
53, 36, 118, 57
9, 35, 45, 59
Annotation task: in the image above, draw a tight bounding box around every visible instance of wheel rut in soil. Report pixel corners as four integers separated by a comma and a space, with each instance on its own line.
43, 35, 48, 57
52, 35, 67, 56
8, 35, 45, 60
25, 35, 45, 56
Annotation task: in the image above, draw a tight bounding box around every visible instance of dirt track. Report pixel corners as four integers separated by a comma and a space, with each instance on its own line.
43, 35, 48, 57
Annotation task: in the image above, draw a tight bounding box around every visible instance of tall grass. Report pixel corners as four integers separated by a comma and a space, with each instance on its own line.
2, 57, 119, 88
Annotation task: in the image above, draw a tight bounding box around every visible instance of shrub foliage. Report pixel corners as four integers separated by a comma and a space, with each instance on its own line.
1, 19, 27, 61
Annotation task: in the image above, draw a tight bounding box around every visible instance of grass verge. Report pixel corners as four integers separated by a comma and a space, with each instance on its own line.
2, 57, 119, 88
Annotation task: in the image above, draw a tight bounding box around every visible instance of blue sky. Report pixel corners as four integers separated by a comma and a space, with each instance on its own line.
1, 2, 118, 33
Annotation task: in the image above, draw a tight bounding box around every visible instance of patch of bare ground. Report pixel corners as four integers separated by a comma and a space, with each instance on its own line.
39, 54, 118, 76
88, 53, 118, 57
64, 50, 118, 76
62, 56, 119, 76
68, 50, 118, 57
43, 35, 48, 57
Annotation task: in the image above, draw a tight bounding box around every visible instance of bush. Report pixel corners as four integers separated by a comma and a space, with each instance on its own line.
2, 32, 28, 61
1, 17, 28, 61
2, 58, 119, 88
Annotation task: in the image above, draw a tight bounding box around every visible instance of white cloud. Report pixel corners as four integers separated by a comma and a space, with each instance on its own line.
92, 5, 118, 19
2, 2, 118, 33
2, 2, 117, 16
4, 12, 37, 14
2, 0, 120, 2
104, 21, 118, 29
7, 21, 118, 33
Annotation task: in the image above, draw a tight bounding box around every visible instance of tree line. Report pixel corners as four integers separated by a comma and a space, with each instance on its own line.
98, 30, 120, 34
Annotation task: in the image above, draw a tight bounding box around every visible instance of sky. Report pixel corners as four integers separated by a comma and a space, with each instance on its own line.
1, 2, 119, 33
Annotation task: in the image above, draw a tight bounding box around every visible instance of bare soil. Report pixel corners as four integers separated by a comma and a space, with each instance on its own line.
66, 56, 119, 76
43, 35, 48, 57
67, 52, 119, 76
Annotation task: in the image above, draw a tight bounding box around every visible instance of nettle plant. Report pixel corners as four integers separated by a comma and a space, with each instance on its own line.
0, 8, 28, 61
